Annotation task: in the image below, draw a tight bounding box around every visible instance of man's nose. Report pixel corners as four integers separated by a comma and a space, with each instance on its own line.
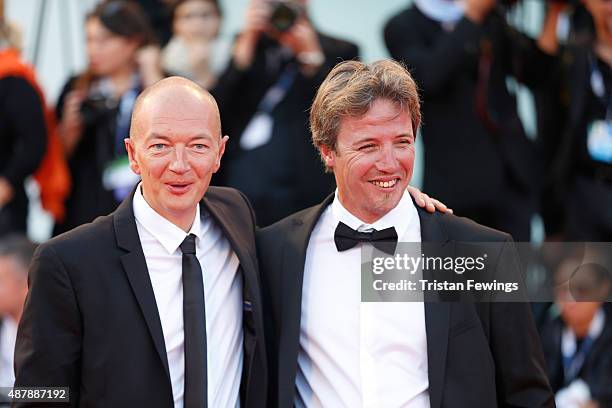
376, 144, 398, 172
168, 146, 190, 173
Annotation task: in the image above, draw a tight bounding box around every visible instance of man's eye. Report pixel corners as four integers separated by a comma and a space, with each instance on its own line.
193, 144, 207, 150
152, 144, 167, 151
359, 144, 376, 151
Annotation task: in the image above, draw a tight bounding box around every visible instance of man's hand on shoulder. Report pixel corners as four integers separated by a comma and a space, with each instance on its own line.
407, 185, 453, 214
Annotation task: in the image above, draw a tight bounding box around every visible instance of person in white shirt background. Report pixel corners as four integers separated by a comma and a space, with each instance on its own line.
0, 235, 34, 388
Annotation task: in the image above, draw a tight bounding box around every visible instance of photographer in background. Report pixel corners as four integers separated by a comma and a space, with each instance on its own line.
54, 0, 163, 235
0, 0, 46, 237
212, 0, 358, 226
385, 0, 559, 242
539, 0, 612, 241
162, 0, 230, 89
540, 256, 612, 407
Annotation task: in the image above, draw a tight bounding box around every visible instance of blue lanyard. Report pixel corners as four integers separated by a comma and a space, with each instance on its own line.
562, 335, 594, 385
257, 62, 298, 114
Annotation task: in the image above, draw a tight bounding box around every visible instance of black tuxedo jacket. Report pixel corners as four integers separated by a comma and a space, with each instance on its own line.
14, 187, 267, 407
258, 194, 554, 408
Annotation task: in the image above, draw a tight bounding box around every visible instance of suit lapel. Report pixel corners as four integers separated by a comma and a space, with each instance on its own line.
200, 195, 264, 344
279, 194, 334, 405
113, 192, 171, 382
416, 207, 451, 408
201, 195, 258, 285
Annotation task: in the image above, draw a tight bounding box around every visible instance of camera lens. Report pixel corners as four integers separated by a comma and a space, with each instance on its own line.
269, 2, 299, 32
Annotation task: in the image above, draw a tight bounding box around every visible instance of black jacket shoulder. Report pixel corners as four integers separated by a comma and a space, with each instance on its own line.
44, 186, 256, 263
432, 211, 512, 242
257, 200, 319, 235
40, 212, 115, 255
259, 199, 512, 244
206, 185, 255, 218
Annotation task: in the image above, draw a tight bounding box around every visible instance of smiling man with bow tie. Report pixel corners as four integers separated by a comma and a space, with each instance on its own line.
257, 59, 555, 408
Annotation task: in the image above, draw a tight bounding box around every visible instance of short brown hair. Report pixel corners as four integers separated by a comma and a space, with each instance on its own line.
310, 59, 421, 168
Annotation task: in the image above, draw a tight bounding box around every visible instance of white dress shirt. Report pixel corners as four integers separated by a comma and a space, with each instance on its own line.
296, 190, 430, 408
0, 316, 17, 387
133, 186, 243, 408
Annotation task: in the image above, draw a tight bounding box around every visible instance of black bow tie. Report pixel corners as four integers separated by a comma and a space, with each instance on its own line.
334, 222, 398, 254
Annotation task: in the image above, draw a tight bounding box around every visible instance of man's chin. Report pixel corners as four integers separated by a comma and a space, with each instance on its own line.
380, 184, 405, 202
364, 195, 404, 221
159, 190, 200, 209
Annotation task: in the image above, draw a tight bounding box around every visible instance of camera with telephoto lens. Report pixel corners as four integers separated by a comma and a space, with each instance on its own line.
269, 1, 303, 32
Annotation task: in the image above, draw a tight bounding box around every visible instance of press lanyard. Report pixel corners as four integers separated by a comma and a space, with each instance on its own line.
562, 335, 594, 385
560, 308, 605, 385
256, 62, 298, 114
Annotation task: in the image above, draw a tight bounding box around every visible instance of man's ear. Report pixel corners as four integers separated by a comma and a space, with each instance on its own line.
213, 135, 229, 173
125, 138, 141, 175
319, 144, 335, 169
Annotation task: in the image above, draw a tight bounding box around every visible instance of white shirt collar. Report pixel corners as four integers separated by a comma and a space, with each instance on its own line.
0, 315, 17, 337
133, 183, 204, 255
330, 189, 416, 235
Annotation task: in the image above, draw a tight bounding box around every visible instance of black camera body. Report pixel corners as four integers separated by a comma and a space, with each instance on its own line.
80, 94, 117, 127
269, 1, 303, 32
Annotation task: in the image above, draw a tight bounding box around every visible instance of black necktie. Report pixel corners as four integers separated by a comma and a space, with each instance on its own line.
181, 234, 207, 408
334, 222, 398, 255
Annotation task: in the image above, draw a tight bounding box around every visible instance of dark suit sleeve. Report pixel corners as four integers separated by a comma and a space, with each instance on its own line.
14, 244, 82, 407
492, 14, 555, 90
384, 9, 483, 97
535, 50, 571, 236
1, 77, 47, 190
210, 57, 248, 117
297, 37, 359, 87
489, 237, 555, 407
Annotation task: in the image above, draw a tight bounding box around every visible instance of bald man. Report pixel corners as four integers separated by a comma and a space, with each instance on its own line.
14, 77, 267, 408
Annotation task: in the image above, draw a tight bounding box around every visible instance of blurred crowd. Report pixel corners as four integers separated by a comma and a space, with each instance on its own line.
0, 0, 611, 406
